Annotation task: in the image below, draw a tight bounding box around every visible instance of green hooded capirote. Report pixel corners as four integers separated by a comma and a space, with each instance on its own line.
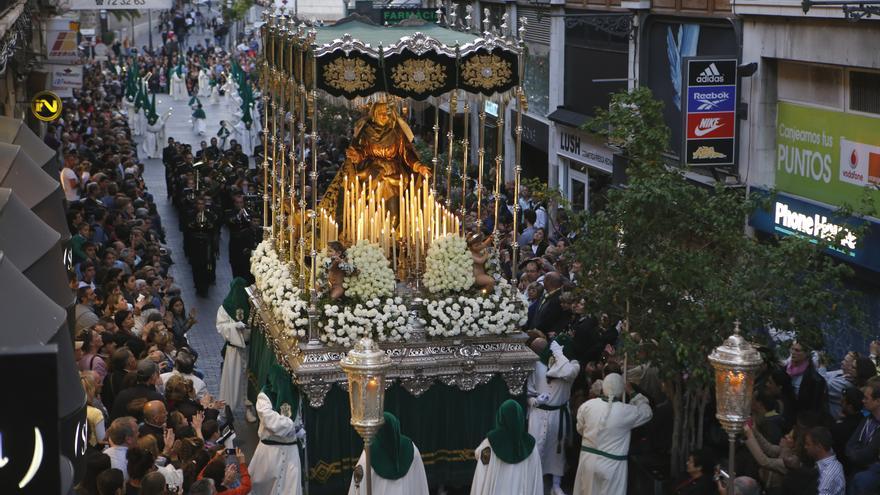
222, 277, 250, 322
262, 363, 298, 416
369, 412, 415, 480
487, 399, 536, 464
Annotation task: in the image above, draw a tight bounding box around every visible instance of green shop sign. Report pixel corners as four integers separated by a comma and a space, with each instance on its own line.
380, 8, 439, 25
775, 101, 880, 207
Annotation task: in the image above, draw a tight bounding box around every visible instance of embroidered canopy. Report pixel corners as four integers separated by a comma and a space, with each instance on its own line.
266, 15, 521, 101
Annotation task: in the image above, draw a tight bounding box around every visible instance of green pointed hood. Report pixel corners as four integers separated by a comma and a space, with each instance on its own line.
222, 277, 250, 322
370, 412, 415, 480
262, 363, 298, 416
487, 400, 535, 464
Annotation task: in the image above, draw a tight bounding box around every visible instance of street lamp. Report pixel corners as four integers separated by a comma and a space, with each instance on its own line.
708, 322, 762, 495
340, 338, 392, 495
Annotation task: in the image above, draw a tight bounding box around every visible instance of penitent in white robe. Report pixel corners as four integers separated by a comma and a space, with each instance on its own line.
140, 120, 163, 159
250, 393, 303, 495
170, 72, 188, 101
193, 116, 207, 136
216, 306, 250, 411
572, 394, 653, 495
527, 348, 579, 477
210, 85, 221, 105
347, 444, 429, 495
198, 70, 211, 97
469, 438, 543, 495
235, 121, 253, 157
124, 99, 138, 136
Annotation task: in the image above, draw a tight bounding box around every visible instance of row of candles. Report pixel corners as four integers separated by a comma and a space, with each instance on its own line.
337, 174, 460, 272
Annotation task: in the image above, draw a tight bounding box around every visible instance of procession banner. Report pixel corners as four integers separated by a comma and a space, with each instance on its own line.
775, 101, 880, 207
67, 0, 172, 10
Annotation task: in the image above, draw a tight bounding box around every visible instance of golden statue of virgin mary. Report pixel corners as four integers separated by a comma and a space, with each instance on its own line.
321, 100, 430, 214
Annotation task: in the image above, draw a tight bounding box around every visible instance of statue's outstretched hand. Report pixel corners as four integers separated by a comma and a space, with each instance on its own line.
345, 146, 362, 163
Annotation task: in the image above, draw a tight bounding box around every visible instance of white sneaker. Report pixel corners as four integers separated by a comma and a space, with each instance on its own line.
245, 406, 257, 423
550, 486, 568, 495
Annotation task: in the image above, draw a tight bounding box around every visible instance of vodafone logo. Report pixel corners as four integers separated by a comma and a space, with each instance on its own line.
850, 149, 859, 169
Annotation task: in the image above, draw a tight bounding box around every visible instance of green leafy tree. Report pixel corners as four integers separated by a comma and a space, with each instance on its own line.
574, 87, 868, 473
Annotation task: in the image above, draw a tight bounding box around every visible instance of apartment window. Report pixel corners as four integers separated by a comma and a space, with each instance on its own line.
777, 61, 844, 110
849, 70, 880, 116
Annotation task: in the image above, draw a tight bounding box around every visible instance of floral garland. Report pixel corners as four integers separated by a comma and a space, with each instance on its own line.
424, 279, 526, 338
320, 297, 412, 347
423, 234, 474, 294
343, 240, 396, 301
250, 241, 309, 338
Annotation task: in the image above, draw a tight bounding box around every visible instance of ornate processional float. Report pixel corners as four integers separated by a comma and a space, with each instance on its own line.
247, 7, 536, 492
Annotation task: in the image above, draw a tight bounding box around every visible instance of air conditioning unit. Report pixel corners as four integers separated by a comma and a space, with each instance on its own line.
621, 0, 651, 9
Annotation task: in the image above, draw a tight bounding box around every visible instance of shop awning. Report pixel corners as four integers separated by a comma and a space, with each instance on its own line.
0, 142, 69, 240
0, 116, 58, 175
547, 107, 590, 129
0, 188, 73, 309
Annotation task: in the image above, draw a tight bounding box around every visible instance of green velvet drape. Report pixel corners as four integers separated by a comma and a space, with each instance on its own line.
248, 327, 524, 493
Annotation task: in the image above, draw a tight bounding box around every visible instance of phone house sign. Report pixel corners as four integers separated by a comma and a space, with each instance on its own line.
750, 189, 880, 273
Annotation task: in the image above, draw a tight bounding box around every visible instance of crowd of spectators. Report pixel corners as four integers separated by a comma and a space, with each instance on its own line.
49, 46, 251, 495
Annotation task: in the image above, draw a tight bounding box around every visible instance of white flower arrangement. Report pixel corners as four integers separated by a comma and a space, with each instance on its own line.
423, 234, 474, 294
250, 241, 309, 339
343, 240, 395, 302
319, 296, 412, 347
423, 279, 527, 338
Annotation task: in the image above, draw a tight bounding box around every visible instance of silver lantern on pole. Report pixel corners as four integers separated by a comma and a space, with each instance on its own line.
340, 338, 392, 495
708, 322, 762, 495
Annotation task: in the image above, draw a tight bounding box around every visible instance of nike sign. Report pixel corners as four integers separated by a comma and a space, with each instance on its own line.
694, 121, 724, 137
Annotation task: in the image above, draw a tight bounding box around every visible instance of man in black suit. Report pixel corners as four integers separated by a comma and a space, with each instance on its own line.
530, 271, 569, 338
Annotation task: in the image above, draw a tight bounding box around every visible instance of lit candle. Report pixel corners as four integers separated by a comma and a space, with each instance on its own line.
392, 227, 397, 275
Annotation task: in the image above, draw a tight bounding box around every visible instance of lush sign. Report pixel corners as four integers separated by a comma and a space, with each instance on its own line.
775, 101, 880, 207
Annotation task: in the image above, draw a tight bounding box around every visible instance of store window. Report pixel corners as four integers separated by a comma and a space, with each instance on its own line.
849, 70, 880, 116
777, 61, 844, 110
563, 12, 628, 118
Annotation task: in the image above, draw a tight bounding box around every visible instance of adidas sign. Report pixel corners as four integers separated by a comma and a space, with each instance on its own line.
696, 63, 725, 84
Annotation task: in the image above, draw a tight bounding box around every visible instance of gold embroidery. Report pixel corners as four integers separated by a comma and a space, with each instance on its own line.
461, 54, 513, 90
391, 59, 446, 94
323, 57, 375, 93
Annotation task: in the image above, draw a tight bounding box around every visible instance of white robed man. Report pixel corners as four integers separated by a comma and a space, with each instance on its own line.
470, 400, 543, 495
192, 102, 207, 136
347, 412, 428, 495
216, 278, 256, 422
170, 62, 188, 101
198, 69, 211, 97
234, 118, 254, 157
572, 373, 653, 495
250, 363, 305, 495
527, 335, 579, 495
140, 105, 171, 159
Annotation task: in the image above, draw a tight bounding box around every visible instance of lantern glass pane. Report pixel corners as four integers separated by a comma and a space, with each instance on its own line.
350, 378, 363, 422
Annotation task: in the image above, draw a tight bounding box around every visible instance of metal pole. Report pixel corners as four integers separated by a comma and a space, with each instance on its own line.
445, 91, 456, 207
727, 432, 736, 495
364, 438, 372, 495
460, 101, 469, 221
431, 99, 440, 193
148, 10, 154, 52
476, 96, 485, 231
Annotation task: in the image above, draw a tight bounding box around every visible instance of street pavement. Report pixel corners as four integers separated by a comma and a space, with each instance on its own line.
131, 10, 261, 458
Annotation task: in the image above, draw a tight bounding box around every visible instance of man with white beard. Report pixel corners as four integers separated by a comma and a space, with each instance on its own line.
527, 336, 579, 495
573, 373, 653, 495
